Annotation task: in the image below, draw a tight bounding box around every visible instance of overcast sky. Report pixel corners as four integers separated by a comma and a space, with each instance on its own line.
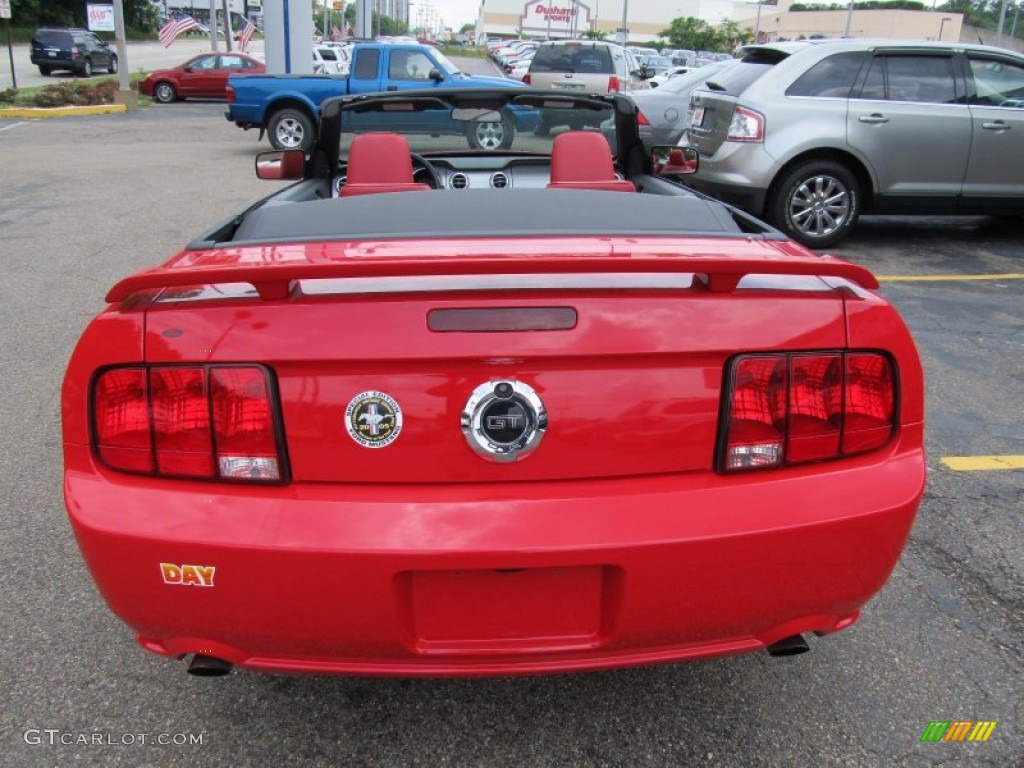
418, 1, 478, 30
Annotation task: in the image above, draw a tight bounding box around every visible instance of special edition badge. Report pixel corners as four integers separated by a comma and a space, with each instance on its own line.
345, 391, 402, 448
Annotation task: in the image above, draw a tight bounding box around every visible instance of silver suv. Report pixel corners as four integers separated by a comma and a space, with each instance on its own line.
684, 40, 1024, 247
525, 40, 647, 95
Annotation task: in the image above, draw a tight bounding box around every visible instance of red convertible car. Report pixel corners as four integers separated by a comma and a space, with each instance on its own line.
62, 89, 925, 677
139, 52, 264, 103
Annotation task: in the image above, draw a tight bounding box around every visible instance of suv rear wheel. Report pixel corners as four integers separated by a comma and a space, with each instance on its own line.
768, 159, 861, 249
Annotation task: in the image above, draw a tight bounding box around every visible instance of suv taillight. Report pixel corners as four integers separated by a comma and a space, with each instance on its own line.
726, 106, 764, 142
70, 46, 80, 58
523, 73, 531, 85
608, 75, 621, 93
719, 352, 895, 472
226, 84, 235, 103
93, 365, 286, 482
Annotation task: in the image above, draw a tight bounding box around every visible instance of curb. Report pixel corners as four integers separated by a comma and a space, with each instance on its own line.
0, 104, 128, 118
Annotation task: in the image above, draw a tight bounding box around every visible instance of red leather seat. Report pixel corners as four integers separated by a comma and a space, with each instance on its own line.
340, 133, 431, 197
547, 131, 636, 192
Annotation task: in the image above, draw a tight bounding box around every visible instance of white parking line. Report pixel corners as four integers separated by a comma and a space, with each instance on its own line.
0, 121, 26, 133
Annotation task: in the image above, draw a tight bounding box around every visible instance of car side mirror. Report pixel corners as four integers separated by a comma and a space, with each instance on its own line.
651, 146, 698, 176
428, 68, 444, 82
255, 149, 305, 180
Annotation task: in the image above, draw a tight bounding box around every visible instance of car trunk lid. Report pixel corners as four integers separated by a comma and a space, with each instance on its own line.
135, 237, 862, 484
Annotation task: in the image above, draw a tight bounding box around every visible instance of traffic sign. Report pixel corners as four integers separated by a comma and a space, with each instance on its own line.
0, 0, 12, 20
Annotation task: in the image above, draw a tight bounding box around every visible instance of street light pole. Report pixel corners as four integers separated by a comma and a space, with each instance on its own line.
843, 0, 854, 37
620, 0, 628, 44
996, 0, 1009, 45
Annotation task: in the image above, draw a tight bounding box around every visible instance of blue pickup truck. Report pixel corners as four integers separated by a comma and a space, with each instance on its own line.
227, 43, 531, 151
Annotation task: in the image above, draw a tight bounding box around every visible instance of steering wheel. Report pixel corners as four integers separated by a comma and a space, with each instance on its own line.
410, 152, 441, 189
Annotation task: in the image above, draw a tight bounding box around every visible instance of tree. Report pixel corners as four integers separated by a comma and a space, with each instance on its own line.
459, 23, 475, 34
717, 19, 749, 49
11, 0, 157, 30
659, 17, 726, 51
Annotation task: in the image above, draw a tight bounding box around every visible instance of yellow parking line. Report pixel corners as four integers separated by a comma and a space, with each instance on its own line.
941, 455, 1024, 471
878, 273, 1024, 282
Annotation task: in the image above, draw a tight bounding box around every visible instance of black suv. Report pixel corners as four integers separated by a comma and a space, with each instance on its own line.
30, 27, 117, 77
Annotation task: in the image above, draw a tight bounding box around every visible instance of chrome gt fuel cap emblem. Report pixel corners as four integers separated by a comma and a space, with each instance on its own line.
461, 380, 547, 462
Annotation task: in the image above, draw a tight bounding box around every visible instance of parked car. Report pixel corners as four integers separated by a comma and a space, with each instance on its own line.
227, 43, 530, 151
639, 55, 674, 79
524, 40, 648, 95
648, 65, 692, 88
62, 86, 924, 679
29, 27, 117, 77
314, 44, 351, 75
525, 40, 648, 135
140, 52, 265, 103
685, 40, 1024, 247
663, 48, 696, 68
631, 60, 736, 149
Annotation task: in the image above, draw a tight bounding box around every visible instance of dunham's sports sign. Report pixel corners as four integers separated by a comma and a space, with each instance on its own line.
521, 0, 592, 36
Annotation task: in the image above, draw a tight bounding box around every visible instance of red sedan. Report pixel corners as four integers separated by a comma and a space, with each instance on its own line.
140, 52, 264, 103
62, 89, 925, 678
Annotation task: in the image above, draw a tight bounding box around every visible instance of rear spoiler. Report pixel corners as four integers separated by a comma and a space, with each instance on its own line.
106, 253, 878, 303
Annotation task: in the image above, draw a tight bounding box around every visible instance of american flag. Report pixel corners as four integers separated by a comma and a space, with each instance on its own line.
237, 17, 257, 52
158, 14, 199, 47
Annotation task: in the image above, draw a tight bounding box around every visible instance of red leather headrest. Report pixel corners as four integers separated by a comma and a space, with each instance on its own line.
346, 133, 416, 185
549, 131, 619, 184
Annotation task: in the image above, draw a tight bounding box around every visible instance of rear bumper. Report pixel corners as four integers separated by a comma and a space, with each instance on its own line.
686, 141, 780, 216
64, 429, 924, 676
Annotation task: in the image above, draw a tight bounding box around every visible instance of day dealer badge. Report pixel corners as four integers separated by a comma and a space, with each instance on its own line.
345, 391, 403, 448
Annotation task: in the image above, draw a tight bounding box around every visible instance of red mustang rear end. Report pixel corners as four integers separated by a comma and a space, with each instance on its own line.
61, 90, 925, 677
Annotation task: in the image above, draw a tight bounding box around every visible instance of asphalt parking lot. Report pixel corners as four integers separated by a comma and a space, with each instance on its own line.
1, 97, 1021, 767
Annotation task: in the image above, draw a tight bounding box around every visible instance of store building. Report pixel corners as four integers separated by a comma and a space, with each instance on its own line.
475, 0, 744, 43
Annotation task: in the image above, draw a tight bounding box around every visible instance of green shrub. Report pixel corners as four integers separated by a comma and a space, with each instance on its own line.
29, 78, 130, 107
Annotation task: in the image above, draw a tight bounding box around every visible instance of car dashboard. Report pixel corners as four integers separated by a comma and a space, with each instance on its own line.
333, 156, 562, 197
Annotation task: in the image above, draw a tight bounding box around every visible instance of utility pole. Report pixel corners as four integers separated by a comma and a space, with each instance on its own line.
2, 0, 16, 90
222, 0, 233, 50
208, 0, 219, 51
843, 0, 854, 37
620, 0, 628, 44
996, 0, 1009, 45
112, 0, 132, 102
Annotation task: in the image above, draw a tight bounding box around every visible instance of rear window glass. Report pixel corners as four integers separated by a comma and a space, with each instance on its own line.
530, 44, 613, 74
786, 52, 866, 98
34, 30, 71, 46
353, 49, 380, 80
701, 48, 788, 95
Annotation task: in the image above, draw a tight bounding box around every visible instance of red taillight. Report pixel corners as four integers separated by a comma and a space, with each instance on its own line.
608, 75, 621, 93
151, 367, 214, 477
94, 368, 153, 472
843, 353, 894, 454
723, 356, 786, 470
210, 367, 280, 480
637, 110, 651, 126
523, 73, 531, 85
721, 352, 896, 472
71, 46, 80, 58
92, 365, 284, 482
226, 84, 235, 104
